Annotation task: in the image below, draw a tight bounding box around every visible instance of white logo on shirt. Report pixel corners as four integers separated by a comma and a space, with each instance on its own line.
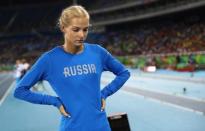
63, 64, 96, 77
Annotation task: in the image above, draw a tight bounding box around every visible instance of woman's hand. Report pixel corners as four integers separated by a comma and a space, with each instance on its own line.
101, 98, 106, 111
59, 105, 70, 117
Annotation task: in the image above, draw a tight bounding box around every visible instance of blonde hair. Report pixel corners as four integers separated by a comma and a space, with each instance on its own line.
58, 5, 90, 29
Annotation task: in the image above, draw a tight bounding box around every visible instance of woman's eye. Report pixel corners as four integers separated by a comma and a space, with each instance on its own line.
72, 29, 79, 32
83, 29, 88, 32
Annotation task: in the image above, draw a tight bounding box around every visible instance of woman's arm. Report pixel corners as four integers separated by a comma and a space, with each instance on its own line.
14, 53, 62, 108
99, 46, 130, 99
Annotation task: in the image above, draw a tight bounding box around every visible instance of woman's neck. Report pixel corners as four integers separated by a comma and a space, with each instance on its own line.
63, 42, 84, 54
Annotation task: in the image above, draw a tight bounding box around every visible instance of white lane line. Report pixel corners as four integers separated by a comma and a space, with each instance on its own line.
0, 81, 15, 106
102, 71, 205, 84
131, 73, 205, 84
102, 82, 204, 115
120, 90, 204, 116
102, 79, 205, 103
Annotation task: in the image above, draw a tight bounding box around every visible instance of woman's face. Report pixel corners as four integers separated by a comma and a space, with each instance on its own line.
63, 17, 89, 47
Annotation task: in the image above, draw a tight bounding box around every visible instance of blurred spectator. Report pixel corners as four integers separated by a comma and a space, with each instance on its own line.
20, 58, 30, 79
14, 59, 24, 83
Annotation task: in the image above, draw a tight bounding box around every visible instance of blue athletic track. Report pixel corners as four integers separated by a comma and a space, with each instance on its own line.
0, 69, 205, 131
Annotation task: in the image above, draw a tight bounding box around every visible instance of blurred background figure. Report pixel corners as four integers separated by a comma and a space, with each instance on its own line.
14, 59, 24, 83
20, 58, 30, 79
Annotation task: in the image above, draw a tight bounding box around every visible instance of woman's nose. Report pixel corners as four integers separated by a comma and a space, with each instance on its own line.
78, 30, 84, 38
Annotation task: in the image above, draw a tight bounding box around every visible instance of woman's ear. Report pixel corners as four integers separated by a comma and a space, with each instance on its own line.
60, 26, 65, 33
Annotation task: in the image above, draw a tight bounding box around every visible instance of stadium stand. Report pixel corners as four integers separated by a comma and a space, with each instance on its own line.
0, 0, 205, 71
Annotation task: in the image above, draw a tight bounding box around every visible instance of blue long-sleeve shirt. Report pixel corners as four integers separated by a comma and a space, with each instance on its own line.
14, 43, 130, 131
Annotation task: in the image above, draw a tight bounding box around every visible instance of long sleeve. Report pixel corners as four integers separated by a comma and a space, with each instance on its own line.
13, 53, 62, 108
99, 46, 130, 99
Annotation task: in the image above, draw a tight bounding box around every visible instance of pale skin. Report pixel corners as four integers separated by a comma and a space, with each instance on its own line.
59, 16, 106, 117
